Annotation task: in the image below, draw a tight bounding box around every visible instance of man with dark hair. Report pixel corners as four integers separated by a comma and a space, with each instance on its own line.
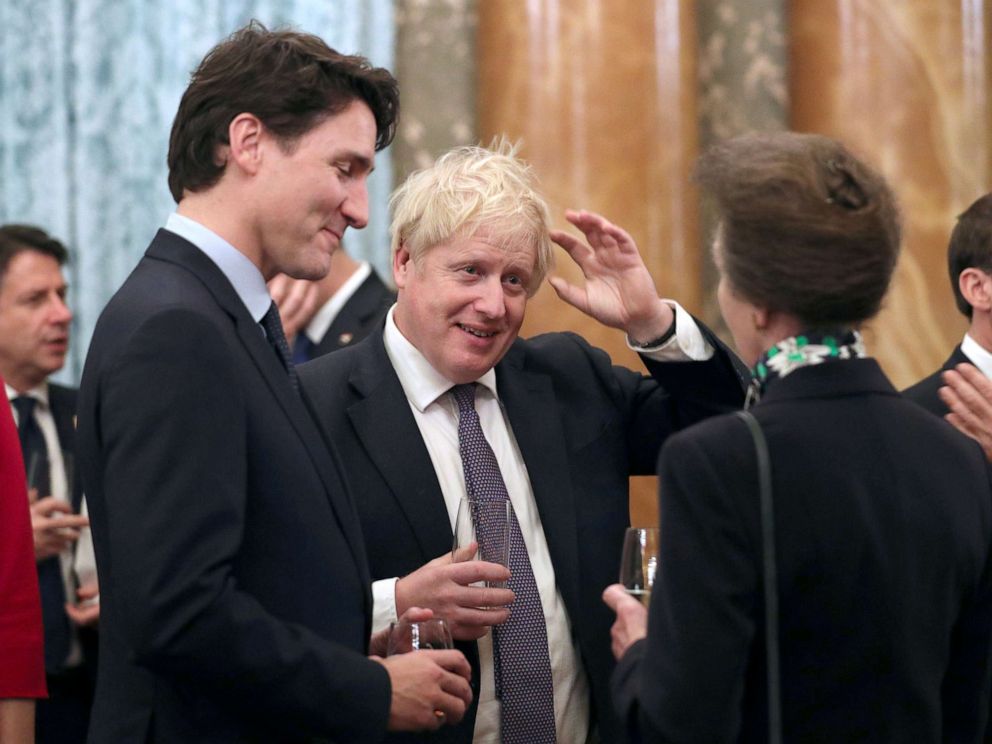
904, 193, 992, 414
0, 224, 97, 744
77, 22, 470, 743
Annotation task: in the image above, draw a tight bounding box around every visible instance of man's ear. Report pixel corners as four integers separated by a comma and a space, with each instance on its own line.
225, 113, 265, 176
960, 268, 992, 314
393, 243, 413, 289
752, 305, 771, 331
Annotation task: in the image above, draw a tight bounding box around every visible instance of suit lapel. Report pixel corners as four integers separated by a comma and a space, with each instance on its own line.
145, 232, 372, 587
496, 346, 582, 619
346, 334, 453, 562
48, 384, 81, 510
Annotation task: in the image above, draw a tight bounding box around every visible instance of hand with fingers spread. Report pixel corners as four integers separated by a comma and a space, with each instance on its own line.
548, 209, 674, 344
373, 648, 472, 731
267, 273, 319, 343
395, 547, 513, 641
602, 583, 648, 660
940, 363, 992, 461
30, 495, 88, 561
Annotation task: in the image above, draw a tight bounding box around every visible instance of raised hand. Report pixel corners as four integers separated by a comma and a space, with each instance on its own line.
267, 273, 319, 343
548, 209, 674, 343
941, 363, 992, 462
395, 549, 513, 641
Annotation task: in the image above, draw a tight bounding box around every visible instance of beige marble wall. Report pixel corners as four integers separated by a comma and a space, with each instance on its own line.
790, 0, 992, 388
478, 1, 700, 526
697, 1, 787, 329
393, 0, 478, 186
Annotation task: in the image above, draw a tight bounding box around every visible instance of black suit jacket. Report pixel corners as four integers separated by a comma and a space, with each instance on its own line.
613, 359, 992, 743
77, 230, 390, 743
311, 270, 395, 356
47, 383, 98, 679
902, 345, 970, 416
299, 324, 746, 743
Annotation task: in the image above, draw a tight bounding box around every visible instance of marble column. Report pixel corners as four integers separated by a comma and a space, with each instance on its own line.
393, 0, 478, 186
697, 0, 787, 328
478, 0, 700, 525
790, 0, 992, 388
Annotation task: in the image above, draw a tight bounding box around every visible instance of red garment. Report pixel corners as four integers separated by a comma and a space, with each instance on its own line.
0, 377, 46, 697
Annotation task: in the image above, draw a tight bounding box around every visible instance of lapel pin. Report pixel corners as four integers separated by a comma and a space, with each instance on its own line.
338, 332, 354, 346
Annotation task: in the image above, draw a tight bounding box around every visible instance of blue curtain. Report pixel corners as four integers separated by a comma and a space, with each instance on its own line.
0, 0, 394, 383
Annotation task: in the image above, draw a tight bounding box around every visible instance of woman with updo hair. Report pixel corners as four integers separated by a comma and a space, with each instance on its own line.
604, 132, 992, 743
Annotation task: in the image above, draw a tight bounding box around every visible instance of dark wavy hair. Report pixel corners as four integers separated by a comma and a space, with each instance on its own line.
695, 132, 901, 328
167, 20, 400, 202
0, 224, 69, 279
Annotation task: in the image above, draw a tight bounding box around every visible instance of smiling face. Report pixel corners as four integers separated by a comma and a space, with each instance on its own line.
253, 99, 377, 281
0, 250, 72, 392
392, 231, 536, 383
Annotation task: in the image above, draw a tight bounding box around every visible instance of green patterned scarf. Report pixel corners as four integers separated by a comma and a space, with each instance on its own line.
751, 329, 866, 398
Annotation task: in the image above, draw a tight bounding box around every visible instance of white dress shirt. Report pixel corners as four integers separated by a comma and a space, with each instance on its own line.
962, 333, 992, 378
7, 381, 87, 667
165, 213, 271, 321
373, 301, 711, 743
303, 261, 374, 345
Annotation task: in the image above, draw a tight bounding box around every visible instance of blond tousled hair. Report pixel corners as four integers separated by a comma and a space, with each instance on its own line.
389, 138, 554, 294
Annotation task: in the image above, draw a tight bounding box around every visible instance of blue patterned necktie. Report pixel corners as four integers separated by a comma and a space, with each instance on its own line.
12, 395, 71, 673
260, 302, 298, 391
450, 383, 557, 744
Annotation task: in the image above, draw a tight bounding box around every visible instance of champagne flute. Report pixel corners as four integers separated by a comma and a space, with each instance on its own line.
386, 618, 454, 655
619, 527, 660, 605
452, 497, 511, 589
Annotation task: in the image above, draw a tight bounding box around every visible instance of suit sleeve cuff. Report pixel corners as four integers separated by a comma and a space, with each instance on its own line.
628, 300, 714, 362
372, 577, 399, 634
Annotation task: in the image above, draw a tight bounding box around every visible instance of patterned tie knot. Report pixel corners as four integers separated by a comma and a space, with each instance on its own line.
450, 383, 476, 414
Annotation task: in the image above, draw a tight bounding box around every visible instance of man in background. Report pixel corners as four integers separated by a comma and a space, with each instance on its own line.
0, 224, 97, 743
269, 245, 395, 363
77, 23, 470, 742
905, 193, 992, 414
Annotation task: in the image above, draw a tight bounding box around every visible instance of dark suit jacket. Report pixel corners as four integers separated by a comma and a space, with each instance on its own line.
902, 345, 970, 416
312, 270, 395, 356
299, 324, 746, 743
47, 382, 98, 682
613, 359, 992, 743
77, 230, 390, 743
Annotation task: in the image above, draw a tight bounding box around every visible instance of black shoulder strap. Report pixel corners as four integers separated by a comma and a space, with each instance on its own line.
735, 410, 781, 744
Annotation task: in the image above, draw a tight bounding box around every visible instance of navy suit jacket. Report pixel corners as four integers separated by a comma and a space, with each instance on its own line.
311, 270, 395, 356
77, 230, 390, 743
902, 345, 970, 416
614, 359, 992, 743
299, 323, 746, 743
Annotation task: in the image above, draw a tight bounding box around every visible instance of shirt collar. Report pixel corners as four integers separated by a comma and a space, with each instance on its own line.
962, 333, 992, 378
165, 213, 271, 322
305, 261, 375, 343
6, 381, 49, 408
382, 306, 498, 412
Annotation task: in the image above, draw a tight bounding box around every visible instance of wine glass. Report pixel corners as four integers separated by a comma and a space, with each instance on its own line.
619, 527, 660, 605
452, 497, 511, 588
386, 618, 454, 655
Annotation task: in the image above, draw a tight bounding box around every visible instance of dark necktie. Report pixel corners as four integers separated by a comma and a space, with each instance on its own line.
451, 384, 557, 744
292, 332, 316, 366
260, 302, 298, 391
12, 396, 71, 673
